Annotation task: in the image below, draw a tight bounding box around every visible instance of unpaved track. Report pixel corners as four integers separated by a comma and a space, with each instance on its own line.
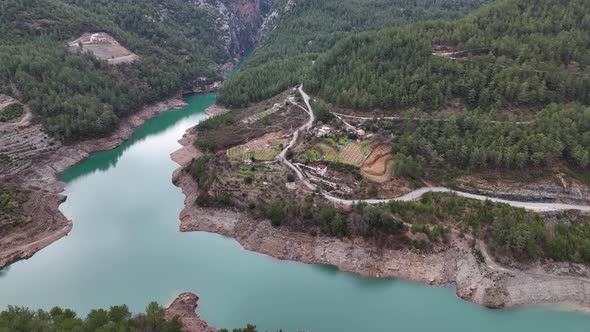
331, 112, 532, 125
286, 87, 590, 213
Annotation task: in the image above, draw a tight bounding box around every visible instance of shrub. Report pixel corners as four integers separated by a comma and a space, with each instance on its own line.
0, 104, 23, 122
263, 203, 285, 226
330, 214, 347, 237
474, 248, 486, 263
260, 116, 272, 126
197, 112, 235, 130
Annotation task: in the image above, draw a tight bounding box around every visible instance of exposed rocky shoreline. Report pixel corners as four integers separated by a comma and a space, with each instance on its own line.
453, 175, 590, 205
204, 104, 230, 117
165, 292, 217, 332
171, 125, 590, 311
0, 96, 188, 269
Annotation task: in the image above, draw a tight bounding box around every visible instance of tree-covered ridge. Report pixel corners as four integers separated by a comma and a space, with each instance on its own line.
308, 0, 590, 112
0, 302, 181, 332
218, 0, 489, 107
376, 103, 590, 177
0, 0, 225, 142
0, 301, 266, 332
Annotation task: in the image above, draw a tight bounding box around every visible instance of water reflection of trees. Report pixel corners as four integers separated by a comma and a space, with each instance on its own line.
59, 94, 213, 183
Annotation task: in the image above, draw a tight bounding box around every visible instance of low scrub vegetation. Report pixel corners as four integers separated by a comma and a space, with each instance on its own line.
0, 104, 23, 122
257, 192, 590, 264
0, 189, 30, 234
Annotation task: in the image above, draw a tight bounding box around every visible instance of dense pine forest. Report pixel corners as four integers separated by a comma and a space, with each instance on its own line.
0, 0, 225, 142
309, 0, 590, 112
219, 0, 590, 175
218, 0, 489, 106
372, 104, 590, 176
220, 0, 589, 112
306, 0, 590, 174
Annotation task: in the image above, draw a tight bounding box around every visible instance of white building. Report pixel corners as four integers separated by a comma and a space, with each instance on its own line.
316, 164, 328, 177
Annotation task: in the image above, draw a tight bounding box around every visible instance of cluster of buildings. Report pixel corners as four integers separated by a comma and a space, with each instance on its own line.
315, 125, 366, 139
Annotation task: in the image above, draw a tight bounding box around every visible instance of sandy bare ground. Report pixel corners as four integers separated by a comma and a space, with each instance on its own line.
360, 144, 394, 183
204, 104, 230, 117
68, 32, 139, 65
0, 190, 72, 268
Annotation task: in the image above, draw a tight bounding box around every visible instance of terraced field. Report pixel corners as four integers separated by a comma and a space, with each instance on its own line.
241, 104, 284, 124
0, 123, 59, 180
338, 141, 373, 167
227, 132, 287, 162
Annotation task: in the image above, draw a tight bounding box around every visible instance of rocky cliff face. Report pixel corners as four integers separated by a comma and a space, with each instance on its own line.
194, 0, 275, 57
165, 292, 217, 332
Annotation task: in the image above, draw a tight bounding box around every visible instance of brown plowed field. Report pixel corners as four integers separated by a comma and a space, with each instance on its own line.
361, 144, 394, 183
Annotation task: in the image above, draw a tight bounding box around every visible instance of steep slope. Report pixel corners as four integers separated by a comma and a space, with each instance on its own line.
309, 0, 590, 112
301, 0, 590, 176
196, 0, 274, 57
0, 0, 273, 269
0, 0, 273, 142
217, 0, 489, 106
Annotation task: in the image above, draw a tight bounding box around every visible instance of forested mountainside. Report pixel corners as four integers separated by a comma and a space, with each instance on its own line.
0, 0, 258, 142
219, 0, 590, 175
302, 0, 590, 175
308, 0, 590, 112
218, 0, 489, 106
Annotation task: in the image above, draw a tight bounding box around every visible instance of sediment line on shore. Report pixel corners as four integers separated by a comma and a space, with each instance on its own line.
0, 96, 189, 269
170, 124, 590, 311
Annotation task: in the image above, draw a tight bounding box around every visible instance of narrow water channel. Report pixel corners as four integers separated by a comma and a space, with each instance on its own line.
1, 63, 590, 332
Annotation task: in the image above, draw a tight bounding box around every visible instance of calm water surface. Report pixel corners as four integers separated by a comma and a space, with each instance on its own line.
1, 71, 590, 332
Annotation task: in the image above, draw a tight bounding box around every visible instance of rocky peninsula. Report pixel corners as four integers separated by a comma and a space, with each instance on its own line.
165, 292, 217, 332
171, 121, 590, 311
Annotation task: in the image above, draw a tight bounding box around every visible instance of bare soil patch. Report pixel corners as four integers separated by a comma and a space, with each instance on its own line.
196, 91, 307, 152
361, 144, 394, 183
68, 32, 138, 65
227, 132, 288, 161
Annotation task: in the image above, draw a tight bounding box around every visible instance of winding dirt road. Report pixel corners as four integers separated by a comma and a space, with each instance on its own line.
283, 87, 590, 213
331, 112, 532, 125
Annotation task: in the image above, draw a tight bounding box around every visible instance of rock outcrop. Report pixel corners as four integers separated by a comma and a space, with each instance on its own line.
195, 0, 275, 56
165, 292, 217, 332
454, 174, 590, 205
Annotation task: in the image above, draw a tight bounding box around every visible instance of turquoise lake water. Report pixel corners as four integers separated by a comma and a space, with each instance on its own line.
1, 54, 590, 331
